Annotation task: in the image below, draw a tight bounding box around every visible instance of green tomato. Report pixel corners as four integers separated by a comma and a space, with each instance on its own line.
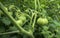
37, 18, 48, 25
8, 12, 13, 16
19, 16, 26, 22
4, 7, 8, 11
17, 20, 23, 26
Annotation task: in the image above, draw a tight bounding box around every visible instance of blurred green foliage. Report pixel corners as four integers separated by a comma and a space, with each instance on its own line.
0, 0, 60, 38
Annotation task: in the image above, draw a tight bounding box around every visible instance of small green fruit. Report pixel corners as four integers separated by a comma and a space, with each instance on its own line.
19, 16, 26, 22
17, 20, 23, 26
37, 18, 48, 25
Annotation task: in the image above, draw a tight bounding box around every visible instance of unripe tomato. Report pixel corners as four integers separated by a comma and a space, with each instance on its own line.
37, 18, 48, 25
19, 16, 26, 22
8, 12, 13, 16
5, 7, 8, 11
17, 20, 23, 26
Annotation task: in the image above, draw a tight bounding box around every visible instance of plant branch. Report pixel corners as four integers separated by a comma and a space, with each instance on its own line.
32, 13, 37, 32
35, 0, 37, 10
0, 31, 19, 35
0, 2, 34, 38
37, 0, 40, 10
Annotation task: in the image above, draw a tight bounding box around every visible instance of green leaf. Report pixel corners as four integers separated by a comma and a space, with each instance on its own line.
1, 17, 11, 25
0, 25, 5, 33
9, 26, 18, 31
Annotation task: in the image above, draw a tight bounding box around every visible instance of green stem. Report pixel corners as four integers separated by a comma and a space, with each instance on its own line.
0, 31, 19, 35
37, 0, 40, 10
21, 13, 31, 19
0, 2, 34, 38
35, 0, 37, 10
32, 13, 37, 32
30, 13, 35, 26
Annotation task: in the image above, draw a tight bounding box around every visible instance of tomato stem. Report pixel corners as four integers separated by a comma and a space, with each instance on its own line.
37, 0, 40, 10
0, 31, 19, 35
35, 0, 37, 10
0, 2, 34, 38
32, 13, 37, 32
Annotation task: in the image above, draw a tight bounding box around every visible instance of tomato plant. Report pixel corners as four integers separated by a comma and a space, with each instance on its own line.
0, 0, 60, 38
